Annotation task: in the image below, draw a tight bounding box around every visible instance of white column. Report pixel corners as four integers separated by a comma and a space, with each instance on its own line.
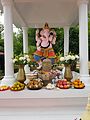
78, 0, 90, 85
22, 27, 28, 54
1, 0, 15, 86
64, 26, 70, 56
22, 27, 30, 74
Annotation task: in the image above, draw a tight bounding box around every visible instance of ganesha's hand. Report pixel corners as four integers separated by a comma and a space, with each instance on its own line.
37, 46, 41, 51
36, 29, 39, 34
52, 37, 56, 44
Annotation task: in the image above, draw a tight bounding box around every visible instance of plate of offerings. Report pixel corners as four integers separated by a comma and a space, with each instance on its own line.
72, 79, 85, 89
0, 85, 10, 91
27, 79, 43, 90
56, 79, 71, 89
10, 81, 25, 91
46, 83, 55, 90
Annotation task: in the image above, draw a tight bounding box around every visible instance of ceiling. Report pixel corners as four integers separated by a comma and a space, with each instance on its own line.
0, 0, 90, 28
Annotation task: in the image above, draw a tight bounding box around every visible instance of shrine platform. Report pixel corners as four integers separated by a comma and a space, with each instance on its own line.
0, 86, 89, 120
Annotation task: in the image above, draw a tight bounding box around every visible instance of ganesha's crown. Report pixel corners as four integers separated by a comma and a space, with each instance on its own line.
44, 22, 49, 29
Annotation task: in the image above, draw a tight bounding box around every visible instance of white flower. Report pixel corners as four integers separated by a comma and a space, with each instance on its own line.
65, 55, 71, 61
31, 65, 33, 67
71, 55, 75, 60
60, 57, 65, 61
23, 61, 26, 64
27, 58, 30, 62
13, 54, 31, 65
23, 57, 27, 60
13, 59, 17, 63
75, 55, 79, 59
19, 57, 24, 61
59, 53, 79, 65
25, 55, 29, 58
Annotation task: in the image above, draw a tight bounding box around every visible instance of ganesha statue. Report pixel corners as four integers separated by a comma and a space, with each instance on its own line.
33, 23, 56, 69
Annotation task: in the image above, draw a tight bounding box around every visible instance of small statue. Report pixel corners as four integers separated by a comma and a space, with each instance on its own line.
33, 23, 56, 69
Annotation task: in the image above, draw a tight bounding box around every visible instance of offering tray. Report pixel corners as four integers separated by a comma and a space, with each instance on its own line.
38, 69, 60, 86
74, 86, 85, 89
45, 83, 55, 90
72, 79, 85, 89
27, 78, 43, 90
10, 87, 25, 91
10, 81, 25, 91
0, 86, 10, 91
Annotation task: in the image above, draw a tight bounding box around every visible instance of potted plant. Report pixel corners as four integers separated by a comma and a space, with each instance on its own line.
60, 53, 79, 81
13, 54, 30, 83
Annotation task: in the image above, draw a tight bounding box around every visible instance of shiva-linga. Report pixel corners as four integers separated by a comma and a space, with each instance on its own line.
33, 23, 56, 69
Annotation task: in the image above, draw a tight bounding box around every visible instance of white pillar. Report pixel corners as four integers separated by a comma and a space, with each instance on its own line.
64, 26, 70, 56
22, 27, 30, 74
78, 0, 90, 85
22, 27, 28, 54
1, 0, 15, 86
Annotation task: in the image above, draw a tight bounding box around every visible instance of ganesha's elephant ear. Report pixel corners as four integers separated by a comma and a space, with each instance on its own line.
40, 29, 44, 36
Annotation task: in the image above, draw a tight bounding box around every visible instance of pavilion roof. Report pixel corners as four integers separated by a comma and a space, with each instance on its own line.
0, 0, 90, 28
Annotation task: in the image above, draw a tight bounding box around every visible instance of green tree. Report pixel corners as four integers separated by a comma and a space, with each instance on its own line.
13, 31, 23, 55
69, 26, 79, 54
0, 39, 4, 51
0, 24, 4, 52
54, 28, 64, 54
28, 28, 36, 46
28, 28, 36, 54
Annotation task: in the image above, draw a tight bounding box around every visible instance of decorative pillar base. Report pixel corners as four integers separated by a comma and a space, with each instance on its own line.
1, 76, 16, 86
80, 75, 90, 86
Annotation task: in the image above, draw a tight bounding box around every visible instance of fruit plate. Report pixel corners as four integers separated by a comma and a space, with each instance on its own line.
0, 86, 10, 91
59, 87, 71, 89
27, 86, 43, 90
56, 85, 71, 89
10, 87, 25, 91
45, 87, 55, 90
74, 86, 85, 89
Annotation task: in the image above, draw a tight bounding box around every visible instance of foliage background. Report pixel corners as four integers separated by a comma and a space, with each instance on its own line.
12, 26, 80, 56
0, 25, 89, 57
0, 14, 90, 76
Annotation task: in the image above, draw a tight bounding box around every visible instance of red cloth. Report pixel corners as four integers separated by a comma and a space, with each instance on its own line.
34, 48, 56, 58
